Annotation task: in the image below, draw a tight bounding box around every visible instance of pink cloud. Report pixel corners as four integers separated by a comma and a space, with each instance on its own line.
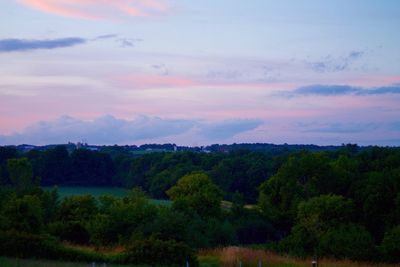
111, 74, 297, 91
17, 0, 170, 20
113, 75, 197, 90
345, 75, 400, 87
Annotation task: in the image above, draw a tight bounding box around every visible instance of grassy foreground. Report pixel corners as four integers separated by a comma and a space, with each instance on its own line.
198, 247, 400, 267
0, 257, 132, 267
2, 247, 400, 267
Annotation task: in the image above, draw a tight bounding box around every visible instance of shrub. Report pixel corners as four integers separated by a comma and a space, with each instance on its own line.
380, 225, 400, 262
1, 194, 44, 234
0, 230, 104, 262
48, 221, 90, 244
319, 224, 376, 261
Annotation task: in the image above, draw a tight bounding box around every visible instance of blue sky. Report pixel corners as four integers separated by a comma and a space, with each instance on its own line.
0, 0, 399, 146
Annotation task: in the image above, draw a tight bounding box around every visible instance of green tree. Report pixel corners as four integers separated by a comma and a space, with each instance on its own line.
7, 158, 39, 193
147, 206, 187, 242
380, 225, 400, 262
39, 187, 60, 223
167, 172, 223, 218
355, 170, 400, 242
55, 194, 98, 244
90, 189, 158, 245
319, 224, 375, 261
0, 165, 3, 185
58, 194, 98, 222
41, 145, 71, 185
258, 152, 332, 232
296, 194, 354, 229
2, 194, 44, 234
283, 194, 355, 258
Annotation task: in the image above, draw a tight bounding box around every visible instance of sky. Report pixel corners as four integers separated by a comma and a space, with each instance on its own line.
0, 0, 399, 146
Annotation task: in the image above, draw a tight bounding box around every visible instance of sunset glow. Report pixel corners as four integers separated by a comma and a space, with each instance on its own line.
0, 0, 399, 145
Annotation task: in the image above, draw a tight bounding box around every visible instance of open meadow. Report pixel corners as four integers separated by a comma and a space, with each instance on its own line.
42, 186, 172, 206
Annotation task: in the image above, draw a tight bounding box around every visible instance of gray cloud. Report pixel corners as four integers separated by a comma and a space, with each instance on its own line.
152, 64, 169, 75
298, 121, 400, 141
0, 115, 264, 145
94, 34, 118, 40
0, 115, 194, 145
281, 84, 400, 97
295, 85, 357, 96
198, 119, 263, 140
0, 37, 86, 52
116, 38, 143, 47
205, 64, 281, 84
363, 86, 400, 95
303, 122, 379, 133
207, 70, 243, 80
0, 34, 141, 52
305, 51, 364, 73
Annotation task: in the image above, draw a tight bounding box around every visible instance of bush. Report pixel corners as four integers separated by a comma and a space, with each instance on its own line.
0, 231, 198, 266
1, 194, 44, 234
0, 230, 52, 259
0, 230, 104, 262
380, 225, 400, 262
122, 238, 198, 267
319, 224, 376, 261
48, 221, 90, 244
278, 223, 376, 261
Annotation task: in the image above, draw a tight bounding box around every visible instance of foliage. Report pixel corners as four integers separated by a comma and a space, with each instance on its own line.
58, 194, 98, 222
1, 145, 400, 263
7, 158, 39, 193
280, 195, 374, 260
380, 225, 400, 262
1, 194, 44, 234
167, 172, 223, 218
319, 224, 375, 260
258, 152, 332, 231
0, 230, 104, 262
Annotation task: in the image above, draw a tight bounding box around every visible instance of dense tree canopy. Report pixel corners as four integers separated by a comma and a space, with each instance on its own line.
167, 172, 223, 218
0, 144, 399, 262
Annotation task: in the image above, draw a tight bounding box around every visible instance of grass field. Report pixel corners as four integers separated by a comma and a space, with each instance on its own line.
199, 247, 400, 267
0, 257, 131, 267
42, 186, 172, 206
43, 186, 129, 198
2, 247, 399, 267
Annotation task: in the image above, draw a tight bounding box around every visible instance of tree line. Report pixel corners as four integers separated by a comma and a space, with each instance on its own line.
1, 145, 284, 203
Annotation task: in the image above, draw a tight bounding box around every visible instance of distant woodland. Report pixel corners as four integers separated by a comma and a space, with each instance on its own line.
0, 144, 399, 264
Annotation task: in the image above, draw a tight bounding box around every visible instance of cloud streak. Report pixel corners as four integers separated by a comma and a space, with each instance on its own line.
93, 34, 118, 40
111, 74, 197, 90
17, 0, 170, 20
0, 34, 136, 52
282, 84, 400, 97
303, 122, 379, 133
0, 37, 86, 52
305, 51, 364, 73
199, 119, 263, 140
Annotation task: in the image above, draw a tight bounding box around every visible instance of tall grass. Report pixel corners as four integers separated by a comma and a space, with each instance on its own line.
0, 257, 132, 267
199, 247, 400, 267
